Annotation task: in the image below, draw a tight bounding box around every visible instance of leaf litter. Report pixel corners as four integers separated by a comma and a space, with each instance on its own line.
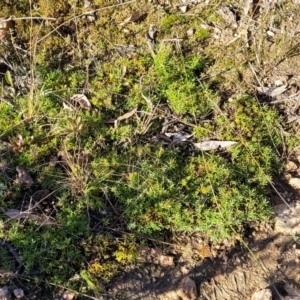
193, 140, 238, 151
256, 85, 288, 97
63, 94, 91, 111
1, 207, 57, 226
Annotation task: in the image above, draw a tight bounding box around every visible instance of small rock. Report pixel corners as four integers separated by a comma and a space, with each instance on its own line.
266, 30, 275, 37
159, 255, 174, 267
186, 29, 194, 37
15, 166, 34, 186
285, 161, 298, 172
251, 288, 272, 300
289, 178, 300, 189
275, 79, 284, 86
86, 15, 96, 22
84, 0, 91, 8
0, 286, 10, 300
179, 5, 188, 13
284, 173, 292, 181
63, 290, 75, 300
181, 266, 190, 274
274, 202, 300, 234
83, 0, 95, 22
13, 289, 24, 299
176, 277, 197, 300
158, 290, 180, 300
150, 247, 163, 257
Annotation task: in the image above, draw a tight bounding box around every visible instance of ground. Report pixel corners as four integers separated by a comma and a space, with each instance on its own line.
1, 0, 300, 299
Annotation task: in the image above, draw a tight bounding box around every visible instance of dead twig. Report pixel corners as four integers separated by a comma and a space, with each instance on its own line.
0, 17, 56, 24
0, 239, 24, 275
139, 76, 154, 110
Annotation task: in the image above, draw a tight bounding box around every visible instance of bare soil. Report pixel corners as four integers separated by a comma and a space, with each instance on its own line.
108, 183, 300, 300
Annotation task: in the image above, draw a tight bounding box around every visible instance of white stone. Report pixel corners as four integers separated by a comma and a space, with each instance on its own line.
251, 288, 272, 300
289, 178, 300, 189
13, 289, 24, 299
285, 161, 297, 172
274, 201, 300, 234
0, 286, 10, 299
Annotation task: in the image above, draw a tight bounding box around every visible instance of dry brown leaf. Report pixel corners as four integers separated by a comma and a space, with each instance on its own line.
197, 244, 211, 258
129, 11, 142, 22
9, 135, 24, 153
0, 207, 56, 225
256, 85, 288, 97
165, 132, 192, 144
63, 102, 73, 111
0, 18, 14, 41
117, 108, 137, 121
64, 94, 91, 110
106, 108, 137, 128
119, 11, 143, 26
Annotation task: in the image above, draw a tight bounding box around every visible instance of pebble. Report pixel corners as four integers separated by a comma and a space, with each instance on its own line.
251, 288, 272, 300
289, 178, 300, 189
285, 161, 298, 172
266, 30, 275, 37
187, 29, 194, 37
62, 291, 75, 300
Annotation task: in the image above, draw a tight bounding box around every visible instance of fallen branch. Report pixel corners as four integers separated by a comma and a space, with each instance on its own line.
0, 17, 56, 24
0, 238, 24, 275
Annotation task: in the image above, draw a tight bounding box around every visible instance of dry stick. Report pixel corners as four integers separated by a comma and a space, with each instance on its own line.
0, 239, 24, 275
248, 62, 263, 88
269, 181, 293, 210
139, 75, 154, 111
37, 0, 136, 44
0, 17, 56, 24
